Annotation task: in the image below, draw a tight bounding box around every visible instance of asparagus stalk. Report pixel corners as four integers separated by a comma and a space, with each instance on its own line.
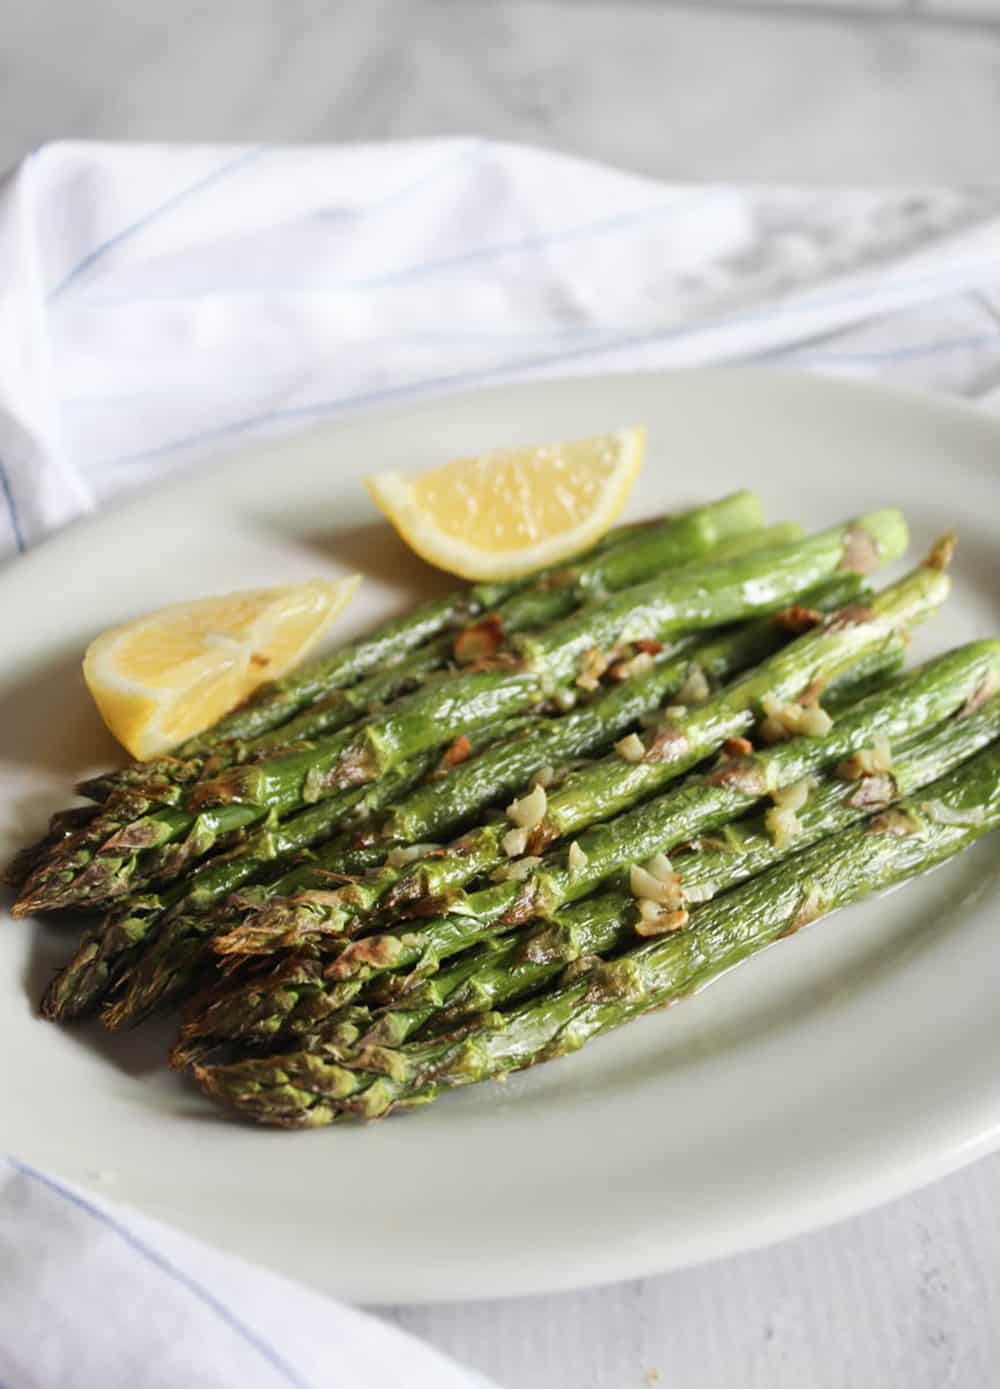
213, 600, 889, 960
193, 489, 759, 746
316, 511, 906, 792
474, 490, 763, 630
189, 521, 793, 806
89, 635, 765, 1028
1, 805, 102, 888
102, 576, 869, 1026
107, 642, 719, 1024
28, 631, 473, 885
191, 520, 811, 810
301, 564, 965, 974
324, 692, 1000, 1058
381, 572, 869, 846
183, 595, 469, 750
194, 737, 1000, 1125
41, 742, 449, 1023
78, 498, 767, 803
43, 710, 529, 1024
13, 498, 771, 913
525, 571, 944, 851
74, 597, 474, 809
13, 711, 451, 917
176, 629, 992, 1057
75, 633, 459, 804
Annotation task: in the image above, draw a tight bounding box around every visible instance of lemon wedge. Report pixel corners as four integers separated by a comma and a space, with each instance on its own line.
366, 427, 644, 581
83, 577, 360, 760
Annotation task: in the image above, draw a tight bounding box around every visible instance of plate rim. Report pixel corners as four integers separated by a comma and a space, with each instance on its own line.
6, 363, 1000, 592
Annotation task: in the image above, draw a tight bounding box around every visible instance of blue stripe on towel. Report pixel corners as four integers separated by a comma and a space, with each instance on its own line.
321, 140, 482, 219
324, 191, 722, 293
48, 146, 266, 300
48, 141, 481, 305
7, 1159, 310, 1389
77, 186, 722, 303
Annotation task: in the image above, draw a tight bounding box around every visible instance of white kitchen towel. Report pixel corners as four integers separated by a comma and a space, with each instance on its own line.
2, 139, 1000, 559
0, 1155, 497, 1389
2, 139, 1000, 1389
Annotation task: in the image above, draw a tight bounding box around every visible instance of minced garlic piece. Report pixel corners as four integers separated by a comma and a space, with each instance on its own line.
506, 783, 547, 829
759, 715, 789, 746
871, 735, 892, 771
615, 732, 645, 763
760, 692, 832, 742
610, 650, 655, 682
576, 646, 610, 691
501, 826, 529, 858
629, 857, 684, 908
385, 843, 440, 868
838, 735, 894, 780
771, 778, 811, 813
491, 855, 542, 883
764, 804, 802, 849
676, 663, 710, 706
634, 902, 690, 936
567, 841, 588, 875
798, 705, 833, 737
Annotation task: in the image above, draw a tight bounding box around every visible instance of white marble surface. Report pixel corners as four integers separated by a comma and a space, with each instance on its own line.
7, 3, 1000, 1386
4, 1, 1000, 183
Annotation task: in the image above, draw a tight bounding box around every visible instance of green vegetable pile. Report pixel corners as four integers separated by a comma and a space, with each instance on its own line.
8, 492, 1000, 1127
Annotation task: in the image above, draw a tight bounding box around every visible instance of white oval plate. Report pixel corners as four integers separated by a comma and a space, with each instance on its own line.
2, 369, 999, 1305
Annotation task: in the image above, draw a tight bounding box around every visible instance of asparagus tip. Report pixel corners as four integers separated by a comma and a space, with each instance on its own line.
10, 876, 72, 915
170, 1034, 207, 1071
924, 530, 957, 573
100, 998, 133, 1032
40, 978, 88, 1023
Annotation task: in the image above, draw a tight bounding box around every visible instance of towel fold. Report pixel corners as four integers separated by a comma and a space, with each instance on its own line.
2, 139, 999, 561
